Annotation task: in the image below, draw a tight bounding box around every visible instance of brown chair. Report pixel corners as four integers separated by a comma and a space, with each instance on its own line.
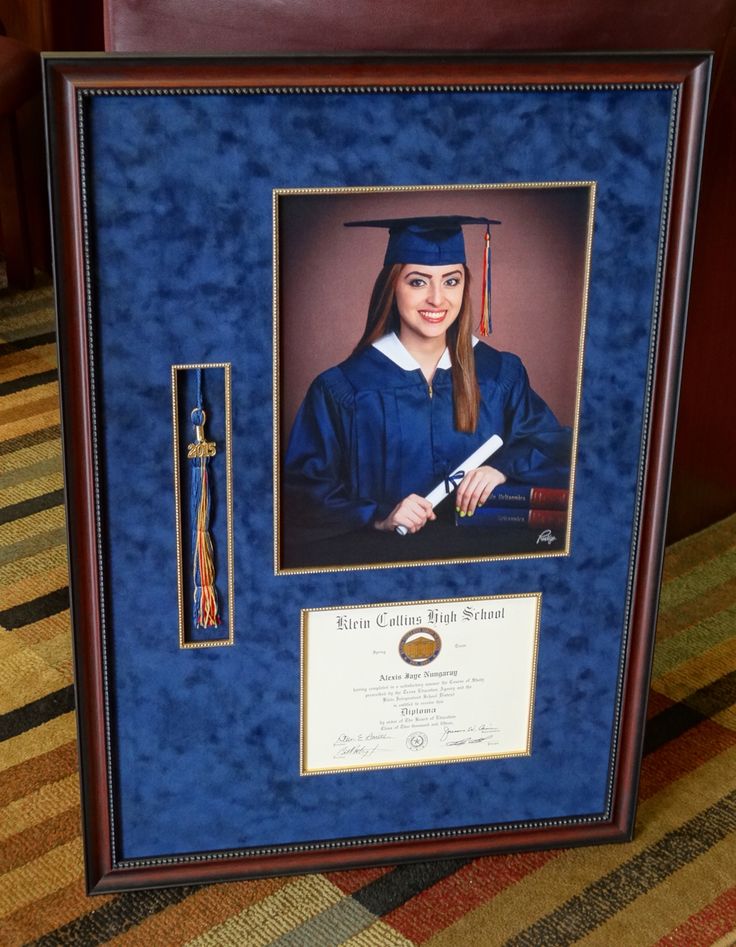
0, 31, 41, 289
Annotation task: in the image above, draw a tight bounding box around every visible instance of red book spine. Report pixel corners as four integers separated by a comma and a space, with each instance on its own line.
528, 487, 568, 511
527, 509, 567, 529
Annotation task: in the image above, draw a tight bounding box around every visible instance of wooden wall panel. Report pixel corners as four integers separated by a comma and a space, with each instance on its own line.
103, 1, 734, 56
0, 0, 103, 50
0, 0, 104, 275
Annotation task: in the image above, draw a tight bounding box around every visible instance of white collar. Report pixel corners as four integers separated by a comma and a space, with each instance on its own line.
372, 332, 478, 371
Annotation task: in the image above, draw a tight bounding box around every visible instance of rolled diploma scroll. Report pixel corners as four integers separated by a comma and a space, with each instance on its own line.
395, 434, 504, 536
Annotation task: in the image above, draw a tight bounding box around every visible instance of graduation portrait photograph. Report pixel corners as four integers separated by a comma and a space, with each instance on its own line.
276, 184, 594, 571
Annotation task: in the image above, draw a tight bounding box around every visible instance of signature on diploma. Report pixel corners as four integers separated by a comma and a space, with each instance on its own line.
536, 529, 557, 545
440, 724, 499, 747
333, 732, 390, 760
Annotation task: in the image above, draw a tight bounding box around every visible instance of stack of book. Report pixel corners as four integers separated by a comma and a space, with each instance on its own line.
454, 485, 568, 529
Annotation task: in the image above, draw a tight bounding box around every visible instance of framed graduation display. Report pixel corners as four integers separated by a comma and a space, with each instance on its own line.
44, 52, 709, 893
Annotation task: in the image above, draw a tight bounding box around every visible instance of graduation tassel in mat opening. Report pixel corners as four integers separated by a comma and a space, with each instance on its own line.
188, 369, 221, 628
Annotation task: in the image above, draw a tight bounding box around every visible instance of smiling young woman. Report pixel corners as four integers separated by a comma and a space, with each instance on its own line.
355, 259, 477, 431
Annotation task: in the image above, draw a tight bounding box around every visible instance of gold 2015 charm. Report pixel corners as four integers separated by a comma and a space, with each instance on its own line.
187, 409, 217, 458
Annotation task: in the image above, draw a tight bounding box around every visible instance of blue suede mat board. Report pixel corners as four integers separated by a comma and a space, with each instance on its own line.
83, 85, 674, 860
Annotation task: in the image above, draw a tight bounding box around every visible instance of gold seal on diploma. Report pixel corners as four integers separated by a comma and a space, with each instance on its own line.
399, 627, 441, 666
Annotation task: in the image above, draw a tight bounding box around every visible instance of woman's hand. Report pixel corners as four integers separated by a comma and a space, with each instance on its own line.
374, 494, 436, 533
455, 466, 507, 518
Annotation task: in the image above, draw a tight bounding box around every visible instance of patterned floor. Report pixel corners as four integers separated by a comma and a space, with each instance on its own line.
1, 280, 735, 945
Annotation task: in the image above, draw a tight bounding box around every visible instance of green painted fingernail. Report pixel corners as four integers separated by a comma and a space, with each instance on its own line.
468, 510, 474, 517
459, 510, 466, 517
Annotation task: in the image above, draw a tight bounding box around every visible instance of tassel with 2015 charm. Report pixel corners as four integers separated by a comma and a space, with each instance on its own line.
188, 369, 220, 628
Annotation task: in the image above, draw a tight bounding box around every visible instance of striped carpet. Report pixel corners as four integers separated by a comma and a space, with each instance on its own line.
1, 281, 735, 946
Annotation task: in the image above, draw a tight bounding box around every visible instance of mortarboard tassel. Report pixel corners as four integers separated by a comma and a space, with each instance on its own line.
479, 225, 492, 336
188, 369, 220, 628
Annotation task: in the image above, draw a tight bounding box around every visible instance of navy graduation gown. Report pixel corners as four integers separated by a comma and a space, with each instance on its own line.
283, 336, 571, 539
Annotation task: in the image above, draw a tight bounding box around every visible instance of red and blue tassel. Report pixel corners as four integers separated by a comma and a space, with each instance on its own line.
479, 224, 492, 336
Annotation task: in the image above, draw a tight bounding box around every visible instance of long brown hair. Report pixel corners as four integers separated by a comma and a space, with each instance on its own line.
354, 264, 480, 432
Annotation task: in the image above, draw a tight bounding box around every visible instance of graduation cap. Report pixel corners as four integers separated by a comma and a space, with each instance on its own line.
344, 215, 501, 334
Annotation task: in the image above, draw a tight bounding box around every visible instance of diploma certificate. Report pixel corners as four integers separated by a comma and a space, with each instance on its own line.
301, 593, 541, 774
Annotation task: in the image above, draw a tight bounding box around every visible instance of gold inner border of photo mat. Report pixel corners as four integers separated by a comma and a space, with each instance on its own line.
273, 181, 596, 574
300, 591, 542, 775
171, 363, 235, 648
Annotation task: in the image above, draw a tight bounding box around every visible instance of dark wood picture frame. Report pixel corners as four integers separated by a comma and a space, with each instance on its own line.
44, 52, 710, 893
